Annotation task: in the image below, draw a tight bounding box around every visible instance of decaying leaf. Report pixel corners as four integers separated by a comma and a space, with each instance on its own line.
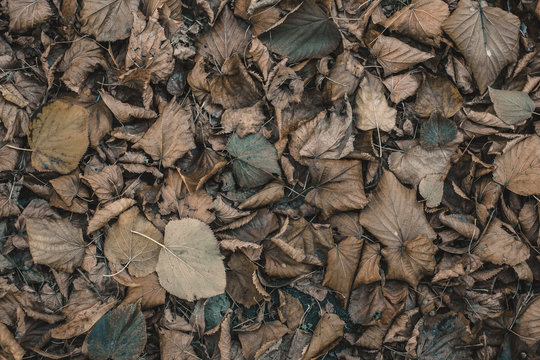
382, 71, 421, 104
159, 328, 198, 360
415, 73, 464, 118
8, 0, 52, 32
80, 0, 140, 41
354, 72, 397, 132
87, 198, 137, 234
28, 100, 89, 174
238, 321, 289, 359
156, 218, 226, 300
442, 0, 520, 93
0, 323, 24, 360
82, 165, 124, 201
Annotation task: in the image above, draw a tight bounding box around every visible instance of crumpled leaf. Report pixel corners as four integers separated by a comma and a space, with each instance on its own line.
87, 198, 136, 234
381, 0, 449, 46
156, 218, 226, 301
87, 304, 147, 360
8, 0, 52, 32
442, 0, 520, 93
0, 322, 24, 360
226, 252, 267, 307
28, 100, 89, 174
238, 181, 284, 209
370, 34, 434, 76
301, 313, 345, 360
359, 170, 437, 287
382, 71, 421, 104
473, 218, 529, 266
159, 328, 198, 360
354, 72, 396, 132
227, 132, 281, 188
134, 98, 195, 168
105, 206, 163, 277
179, 148, 227, 193
258, 0, 341, 62
80, 0, 140, 41
238, 322, 289, 360
50, 300, 117, 340
493, 135, 540, 196
220, 102, 266, 137
116, 272, 166, 309
25, 216, 86, 273
59, 38, 107, 93
0, 183, 21, 218
100, 90, 157, 124
323, 51, 364, 102
353, 242, 382, 286
305, 159, 368, 219
488, 87, 535, 126
82, 165, 124, 202
266, 61, 304, 109
414, 73, 464, 118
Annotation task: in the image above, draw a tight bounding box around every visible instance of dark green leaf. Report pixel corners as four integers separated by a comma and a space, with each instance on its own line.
88, 304, 146, 360
258, 0, 341, 62
419, 112, 457, 150
204, 293, 231, 332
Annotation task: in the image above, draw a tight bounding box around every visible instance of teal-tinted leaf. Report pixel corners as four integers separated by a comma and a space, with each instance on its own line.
88, 304, 146, 360
204, 293, 231, 332
258, 0, 341, 62
227, 133, 281, 188
419, 112, 457, 150
488, 87, 535, 126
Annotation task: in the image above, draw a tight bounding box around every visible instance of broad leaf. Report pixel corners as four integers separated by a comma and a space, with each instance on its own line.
87, 304, 147, 360
227, 132, 281, 188
515, 296, 540, 345
60, 38, 107, 93
156, 218, 226, 301
258, 0, 341, 62
489, 87, 535, 126
419, 112, 458, 150
354, 72, 396, 132
80, 0, 140, 41
8, 0, 52, 32
442, 0, 520, 93
414, 73, 463, 118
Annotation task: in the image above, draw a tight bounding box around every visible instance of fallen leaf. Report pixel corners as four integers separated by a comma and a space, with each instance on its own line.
87, 304, 147, 360
117, 272, 166, 309
8, 0, 52, 32
442, 0, 520, 93
238, 181, 284, 209
382, 71, 421, 104
515, 296, 540, 345
59, 38, 107, 93
359, 170, 437, 287
414, 73, 464, 118
305, 159, 368, 219
50, 300, 117, 339
226, 252, 267, 307
227, 132, 281, 188
302, 313, 345, 360
87, 198, 136, 234
134, 98, 195, 168
0, 183, 21, 218
419, 112, 458, 150
82, 165, 124, 202
80, 0, 139, 41
0, 322, 24, 360
156, 218, 226, 300
28, 100, 89, 174
179, 148, 227, 193
493, 135, 540, 196
99, 90, 157, 124
278, 290, 304, 330
354, 72, 397, 132
105, 206, 163, 277
177, 191, 216, 224
25, 216, 86, 273
220, 102, 266, 137
353, 242, 382, 286
323, 51, 364, 102
266, 61, 304, 109
259, 0, 341, 62
159, 328, 198, 360
489, 87, 535, 126
238, 321, 289, 360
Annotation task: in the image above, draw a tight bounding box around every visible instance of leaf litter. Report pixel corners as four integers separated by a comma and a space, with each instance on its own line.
2, 0, 540, 358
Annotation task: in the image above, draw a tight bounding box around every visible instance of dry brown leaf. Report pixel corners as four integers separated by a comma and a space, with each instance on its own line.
126, 13, 174, 82
238, 322, 289, 360
278, 290, 304, 330
250, 38, 273, 80
59, 38, 107, 93
323, 51, 364, 102
0, 183, 21, 218
382, 71, 421, 104
322, 237, 363, 304
179, 148, 227, 193
159, 328, 198, 360
0, 322, 24, 360
473, 218, 529, 266
118, 272, 166, 309
25, 216, 86, 273
177, 191, 216, 224
439, 212, 480, 240
159, 170, 186, 215
82, 165, 123, 202
198, 7, 251, 67
219, 238, 262, 261
302, 313, 345, 360
0, 97, 28, 141
80, 0, 139, 41
100, 90, 157, 124
226, 252, 267, 307
493, 135, 540, 196
0, 136, 20, 172
442, 0, 520, 93
238, 181, 284, 209
353, 242, 382, 286
134, 98, 195, 168
359, 170, 437, 287
370, 34, 434, 76
414, 73, 464, 118
266, 61, 304, 109
328, 212, 363, 240
50, 300, 116, 339
263, 241, 314, 278
28, 100, 89, 174
515, 296, 540, 345
354, 72, 397, 132
220, 101, 266, 137
305, 159, 368, 219
105, 206, 163, 277
87, 198, 136, 234
8, 0, 52, 32
381, 0, 449, 46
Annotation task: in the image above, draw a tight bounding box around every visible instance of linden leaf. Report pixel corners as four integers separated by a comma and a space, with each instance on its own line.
87, 304, 147, 360
227, 132, 281, 188
8, 0, 52, 32
133, 98, 195, 168
80, 0, 140, 41
488, 87, 535, 126
258, 0, 341, 62
493, 135, 540, 196
301, 314, 345, 360
156, 218, 226, 301
414, 73, 464, 118
442, 0, 520, 93
59, 38, 107, 93
359, 170, 437, 287
28, 100, 89, 174
226, 253, 267, 307
25, 217, 86, 273
354, 72, 397, 132
105, 206, 163, 277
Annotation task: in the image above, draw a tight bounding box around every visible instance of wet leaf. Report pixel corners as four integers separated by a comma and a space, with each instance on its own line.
87, 304, 147, 360
28, 100, 89, 174
156, 218, 226, 300
489, 87, 535, 126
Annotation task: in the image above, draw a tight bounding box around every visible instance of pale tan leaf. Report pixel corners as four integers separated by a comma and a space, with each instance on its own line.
99, 90, 157, 124
82, 165, 123, 201
87, 198, 136, 234
25, 217, 86, 273
8, 0, 52, 32
238, 182, 284, 209
0, 322, 24, 360
80, 0, 139, 41
134, 98, 195, 168
156, 218, 226, 301
370, 34, 434, 76
105, 206, 163, 277
354, 72, 396, 132
442, 0, 520, 93
493, 135, 540, 195
383, 72, 421, 104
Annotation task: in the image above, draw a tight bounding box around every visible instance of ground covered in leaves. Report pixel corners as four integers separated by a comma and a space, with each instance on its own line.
1, 0, 540, 358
